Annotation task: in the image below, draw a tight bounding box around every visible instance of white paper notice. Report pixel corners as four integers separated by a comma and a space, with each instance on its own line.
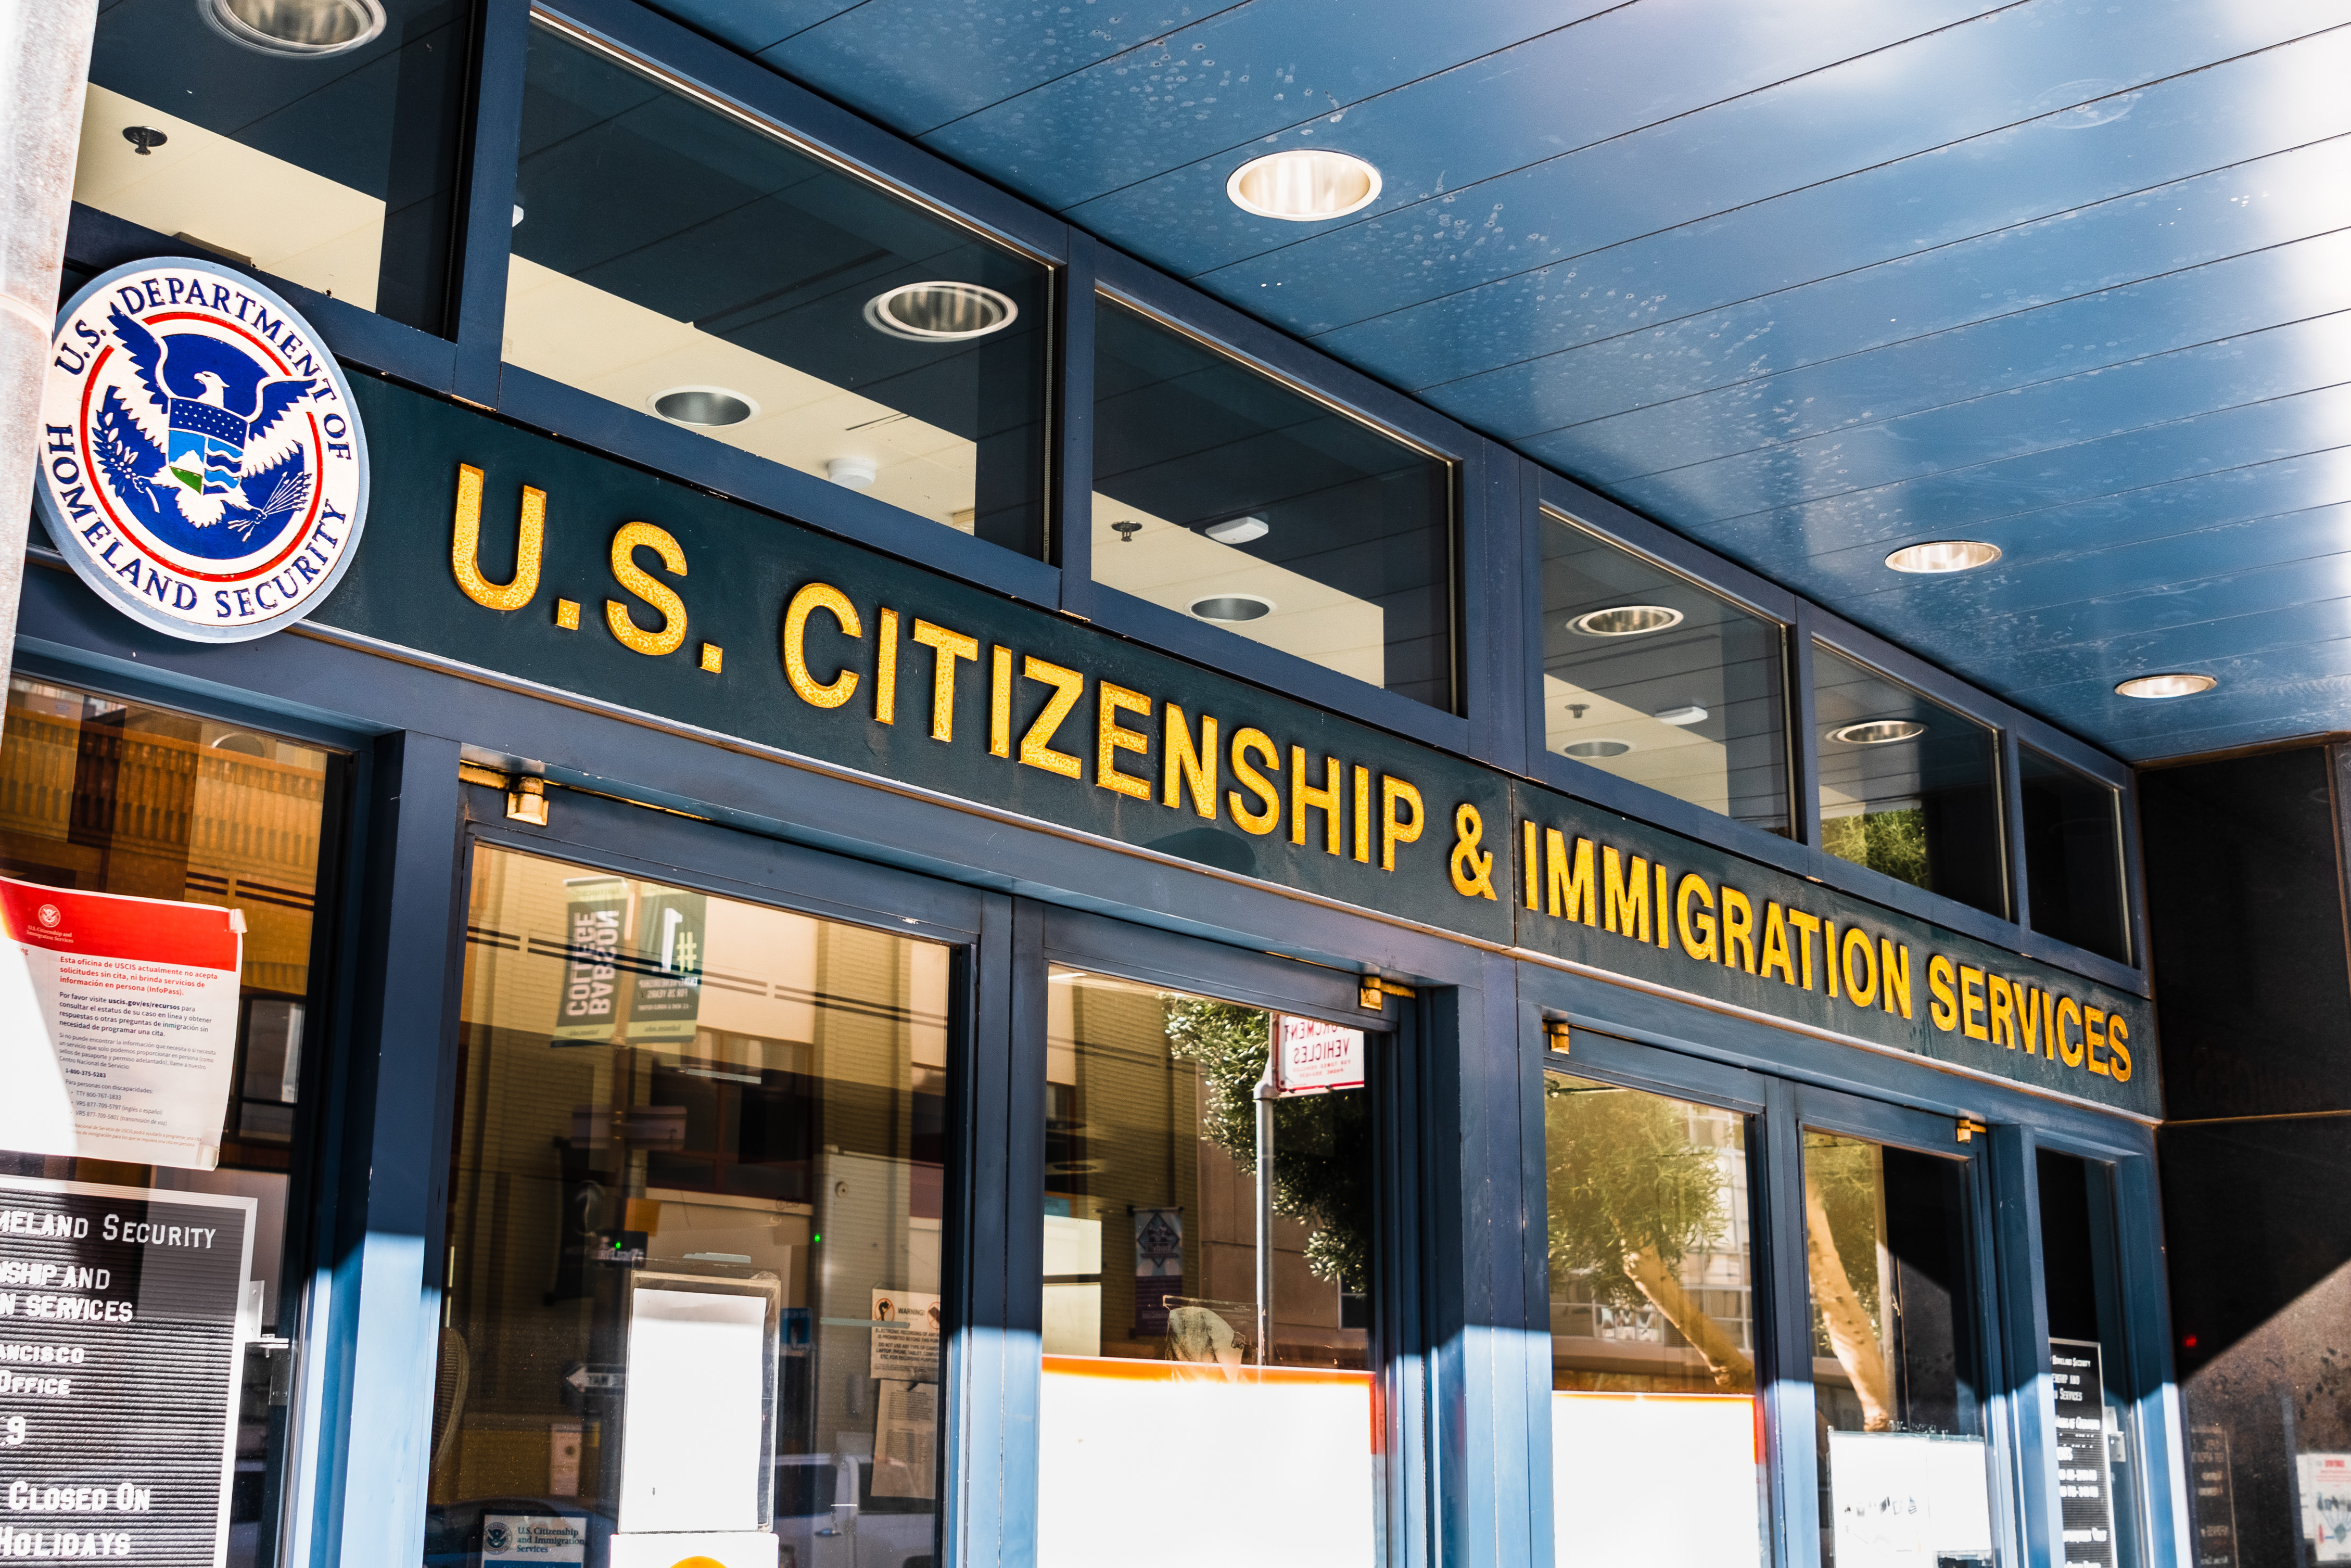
871, 1381, 937, 1500
2302, 1453, 2351, 1562
0, 876, 243, 1170
618, 1287, 770, 1534
869, 1289, 941, 1381
1827, 1430, 1994, 1568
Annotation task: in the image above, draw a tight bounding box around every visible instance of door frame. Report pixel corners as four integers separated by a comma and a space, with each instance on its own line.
1024, 901, 1431, 1568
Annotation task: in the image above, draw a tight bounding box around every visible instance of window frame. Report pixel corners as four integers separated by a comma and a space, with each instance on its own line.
1532, 500, 1798, 843
1028, 900, 1429, 1568
0, 652, 366, 1568
1066, 247, 1485, 751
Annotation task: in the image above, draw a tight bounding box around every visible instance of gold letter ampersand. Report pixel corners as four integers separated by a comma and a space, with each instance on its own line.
1450, 802, 1497, 901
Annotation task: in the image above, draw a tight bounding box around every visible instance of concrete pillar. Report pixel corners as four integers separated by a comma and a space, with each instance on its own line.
0, 0, 98, 731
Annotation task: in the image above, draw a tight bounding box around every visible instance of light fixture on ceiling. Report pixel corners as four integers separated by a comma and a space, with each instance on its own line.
1226, 149, 1382, 222
202, 0, 386, 55
864, 281, 1019, 342
1569, 605, 1684, 638
1655, 705, 1708, 726
650, 386, 757, 428
1829, 719, 1927, 746
2116, 672, 2217, 699
827, 456, 877, 489
1886, 540, 2002, 574
1203, 516, 1270, 545
1561, 738, 1633, 760
122, 127, 167, 156
1191, 593, 1275, 623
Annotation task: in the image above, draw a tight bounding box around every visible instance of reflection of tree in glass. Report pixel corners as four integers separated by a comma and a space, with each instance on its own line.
1165, 997, 1371, 1294
1804, 1136, 1896, 1430
1821, 806, 1929, 888
1543, 1079, 1750, 1391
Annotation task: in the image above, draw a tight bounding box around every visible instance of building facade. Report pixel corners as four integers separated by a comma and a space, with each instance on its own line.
0, 5, 2241, 1568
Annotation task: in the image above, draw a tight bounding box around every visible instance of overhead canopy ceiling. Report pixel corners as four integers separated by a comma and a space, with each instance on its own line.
652, 0, 2349, 763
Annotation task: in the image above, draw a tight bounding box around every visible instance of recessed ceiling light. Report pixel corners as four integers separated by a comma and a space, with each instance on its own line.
1569, 605, 1684, 638
826, 456, 876, 489
1655, 705, 1708, 726
1562, 738, 1634, 759
1829, 719, 1927, 746
1886, 540, 2002, 574
1191, 594, 1275, 623
651, 386, 757, 427
202, 0, 385, 55
864, 281, 1018, 341
1226, 149, 1383, 222
1203, 516, 1269, 545
2116, 672, 2217, 699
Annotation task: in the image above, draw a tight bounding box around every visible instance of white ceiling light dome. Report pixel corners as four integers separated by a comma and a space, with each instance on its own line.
863, 281, 1019, 341
202, 0, 385, 55
2116, 672, 2217, 699
1226, 149, 1383, 222
1885, 540, 2002, 574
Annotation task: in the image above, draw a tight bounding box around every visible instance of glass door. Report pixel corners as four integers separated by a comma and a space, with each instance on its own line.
427, 822, 969, 1568
1798, 1093, 2006, 1568
1030, 917, 1393, 1568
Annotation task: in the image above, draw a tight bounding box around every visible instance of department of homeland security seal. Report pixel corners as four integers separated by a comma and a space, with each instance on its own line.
34, 257, 367, 642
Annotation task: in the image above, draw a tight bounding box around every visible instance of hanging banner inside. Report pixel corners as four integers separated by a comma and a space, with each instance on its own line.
0, 877, 244, 1170
551, 876, 627, 1043
1274, 1016, 1365, 1098
0, 1174, 255, 1568
1131, 1207, 1183, 1338
626, 888, 704, 1042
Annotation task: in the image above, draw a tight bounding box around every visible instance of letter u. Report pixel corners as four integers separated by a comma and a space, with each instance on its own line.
450, 463, 543, 610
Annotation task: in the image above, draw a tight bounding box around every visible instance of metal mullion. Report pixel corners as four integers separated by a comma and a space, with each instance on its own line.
1052, 237, 1097, 589
450, 0, 530, 404
1761, 1075, 1820, 1568
1789, 604, 1822, 851
2001, 726, 2030, 932
1984, 1122, 2053, 1568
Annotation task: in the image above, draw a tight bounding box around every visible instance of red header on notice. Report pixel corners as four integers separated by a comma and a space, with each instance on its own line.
0, 877, 239, 971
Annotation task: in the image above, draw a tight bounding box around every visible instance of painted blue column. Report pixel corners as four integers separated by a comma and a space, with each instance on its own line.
297, 731, 465, 1568
1426, 953, 1543, 1568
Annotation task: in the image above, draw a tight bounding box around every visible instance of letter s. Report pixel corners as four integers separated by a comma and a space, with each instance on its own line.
605, 522, 687, 656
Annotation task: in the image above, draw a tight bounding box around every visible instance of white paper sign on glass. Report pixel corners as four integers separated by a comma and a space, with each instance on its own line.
618, 1285, 772, 1533
0, 875, 245, 1169
1827, 1430, 1995, 1568
1275, 1015, 1365, 1097
1551, 1392, 1763, 1568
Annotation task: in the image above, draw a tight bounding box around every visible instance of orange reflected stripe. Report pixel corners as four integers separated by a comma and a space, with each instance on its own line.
1043, 1354, 1372, 1388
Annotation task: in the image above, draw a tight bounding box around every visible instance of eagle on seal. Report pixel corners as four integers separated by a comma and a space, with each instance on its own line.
90, 304, 317, 537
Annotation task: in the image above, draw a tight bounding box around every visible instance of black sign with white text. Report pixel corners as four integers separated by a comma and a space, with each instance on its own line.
2052, 1337, 2117, 1568
0, 1177, 252, 1568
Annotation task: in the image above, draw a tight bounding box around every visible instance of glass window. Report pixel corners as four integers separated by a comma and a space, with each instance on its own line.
0, 675, 339, 1568
1543, 1069, 1765, 1568
2020, 750, 2129, 964
431, 844, 953, 1568
2037, 1150, 2144, 1568
508, 22, 1052, 553
1814, 645, 2006, 918
75, 0, 473, 333
1037, 970, 1377, 1566
1804, 1131, 1998, 1568
1091, 299, 1455, 710
1542, 515, 1788, 832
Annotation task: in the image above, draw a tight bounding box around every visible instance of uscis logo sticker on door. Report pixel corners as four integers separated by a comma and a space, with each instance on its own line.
34, 258, 368, 642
